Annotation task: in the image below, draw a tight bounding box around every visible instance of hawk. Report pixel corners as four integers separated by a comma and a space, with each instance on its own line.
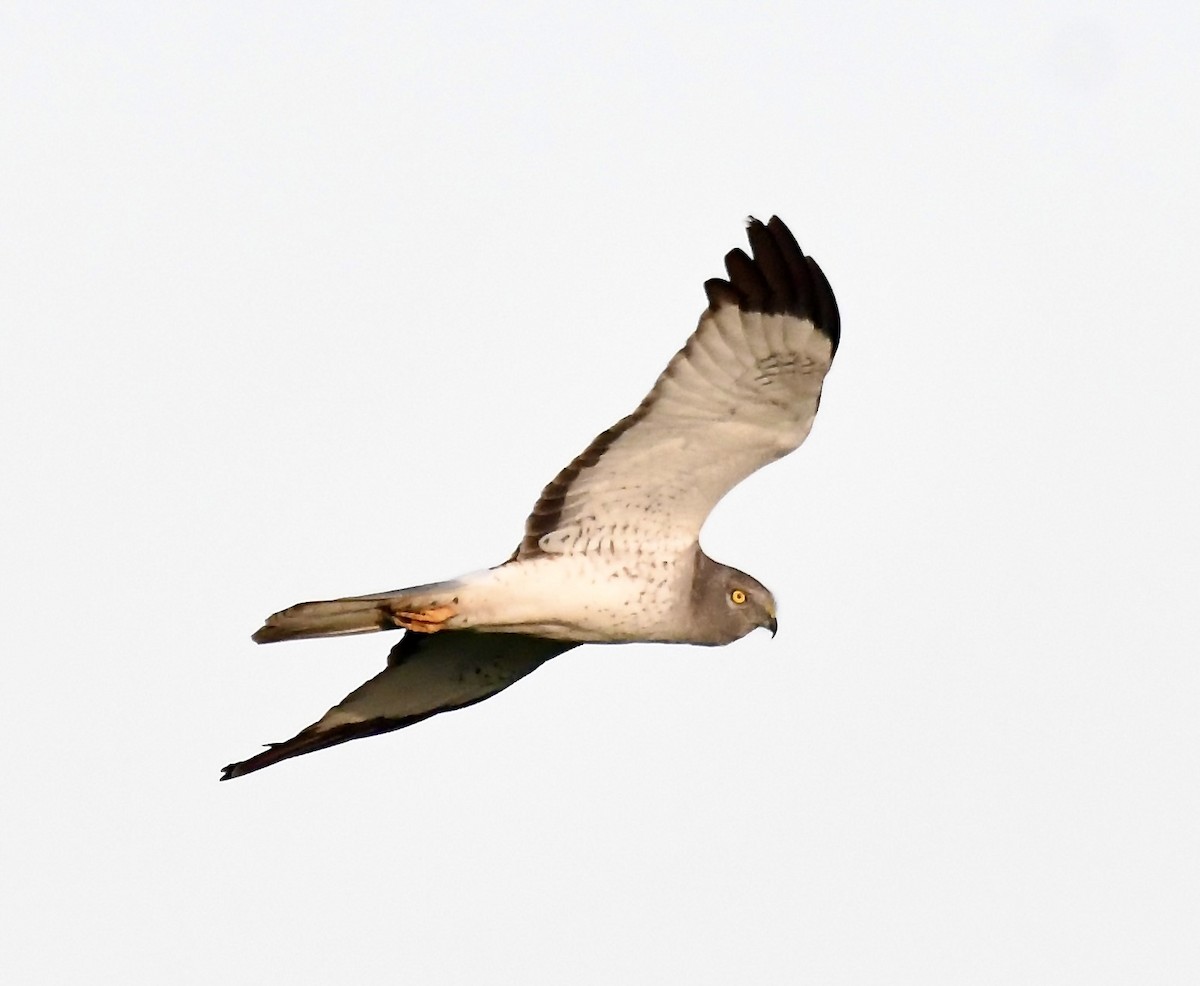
222, 216, 839, 780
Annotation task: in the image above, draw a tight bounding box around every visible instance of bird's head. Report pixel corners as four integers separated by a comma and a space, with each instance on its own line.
724, 572, 778, 639
696, 556, 778, 643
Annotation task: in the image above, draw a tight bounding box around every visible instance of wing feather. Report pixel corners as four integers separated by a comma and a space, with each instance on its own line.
514, 216, 839, 561
220, 631, 575, 779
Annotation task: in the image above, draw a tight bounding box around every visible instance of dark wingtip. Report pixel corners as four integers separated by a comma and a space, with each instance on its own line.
705, 215, 840, 357
218, 710, 463, 781
703, 277, 741, 310
803, 254, 840, 357
220, 744, 281, 781
219, 725, 342, 781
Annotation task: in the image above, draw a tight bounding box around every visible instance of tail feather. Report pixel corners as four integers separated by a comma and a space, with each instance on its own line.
252, 597, 402, 643
251, 580, 464, 644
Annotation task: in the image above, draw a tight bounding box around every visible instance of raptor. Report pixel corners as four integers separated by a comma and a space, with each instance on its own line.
222, 216, 839, 780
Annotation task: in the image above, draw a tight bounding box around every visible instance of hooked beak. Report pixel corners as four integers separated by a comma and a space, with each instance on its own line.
763, 613, 778, 638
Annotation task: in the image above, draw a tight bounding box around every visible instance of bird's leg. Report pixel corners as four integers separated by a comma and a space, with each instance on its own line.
389, 603, 457, 634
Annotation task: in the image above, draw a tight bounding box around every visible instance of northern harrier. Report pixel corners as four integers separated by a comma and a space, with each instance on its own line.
222, 216, 839, 780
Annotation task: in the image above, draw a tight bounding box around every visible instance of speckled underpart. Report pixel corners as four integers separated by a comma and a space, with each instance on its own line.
456, 550, 700, 643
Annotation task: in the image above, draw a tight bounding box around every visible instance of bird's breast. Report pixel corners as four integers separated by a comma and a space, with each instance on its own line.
466, 551, 695, 643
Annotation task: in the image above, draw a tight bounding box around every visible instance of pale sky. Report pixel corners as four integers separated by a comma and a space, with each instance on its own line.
3, 2, 1198, 983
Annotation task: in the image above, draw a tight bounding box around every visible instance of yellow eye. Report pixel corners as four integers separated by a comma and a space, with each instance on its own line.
730, 589, 747, 605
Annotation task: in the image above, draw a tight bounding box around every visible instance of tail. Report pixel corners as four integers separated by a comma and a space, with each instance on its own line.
251, 579, 465, 644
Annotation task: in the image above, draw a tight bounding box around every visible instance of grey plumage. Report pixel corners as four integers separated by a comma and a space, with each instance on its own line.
687, 552, 778, 645
223, 216, 838, 780
249, 579, 468, 643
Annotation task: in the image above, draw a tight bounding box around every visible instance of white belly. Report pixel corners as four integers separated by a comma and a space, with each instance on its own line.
450, 553, 691, 643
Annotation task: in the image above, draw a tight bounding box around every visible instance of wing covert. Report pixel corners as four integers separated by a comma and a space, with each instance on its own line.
514, 216, 839, 561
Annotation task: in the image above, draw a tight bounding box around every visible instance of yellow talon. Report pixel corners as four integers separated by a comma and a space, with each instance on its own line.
392, 603, 457, 633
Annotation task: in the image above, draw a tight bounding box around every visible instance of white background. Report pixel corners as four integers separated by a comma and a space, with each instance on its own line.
4, 2, 1198, 983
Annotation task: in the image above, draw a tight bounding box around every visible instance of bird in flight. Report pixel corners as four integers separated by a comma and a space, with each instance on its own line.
222, 216, 839, 780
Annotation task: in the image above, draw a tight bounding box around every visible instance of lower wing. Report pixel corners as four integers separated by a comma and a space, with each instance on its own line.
221, 630, 577, 780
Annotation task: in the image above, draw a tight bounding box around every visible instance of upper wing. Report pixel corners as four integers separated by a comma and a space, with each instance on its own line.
514, 216, 839, 560
220, 631, 576, 779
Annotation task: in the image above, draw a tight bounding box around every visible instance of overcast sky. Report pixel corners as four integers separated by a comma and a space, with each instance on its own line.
4, 2, 1198, 983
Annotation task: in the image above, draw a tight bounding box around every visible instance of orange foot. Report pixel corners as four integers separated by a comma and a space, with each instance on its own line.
391, 603, 457, 634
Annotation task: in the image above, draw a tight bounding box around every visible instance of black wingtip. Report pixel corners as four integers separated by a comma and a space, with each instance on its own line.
220, 743, 281, 781
219, 728, 335, 781
218, 704, 484, 781
705, 216, 840, 357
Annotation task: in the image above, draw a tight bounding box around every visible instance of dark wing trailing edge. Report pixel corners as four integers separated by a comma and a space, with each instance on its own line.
221, 631, 577, 780
220, 713, 455, 781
